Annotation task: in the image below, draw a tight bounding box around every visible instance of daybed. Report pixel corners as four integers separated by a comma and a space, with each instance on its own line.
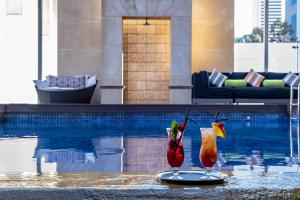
192, 71, 297, 104
34, 75, 98, 104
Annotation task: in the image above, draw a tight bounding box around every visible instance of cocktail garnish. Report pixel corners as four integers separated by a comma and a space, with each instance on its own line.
169, 108, 197, 142
170, 120, 179, 140
213, 112, 227, 139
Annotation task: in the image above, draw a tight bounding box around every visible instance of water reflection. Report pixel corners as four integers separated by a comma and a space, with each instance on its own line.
32, 136, 192, 173
289, 117, 300, 163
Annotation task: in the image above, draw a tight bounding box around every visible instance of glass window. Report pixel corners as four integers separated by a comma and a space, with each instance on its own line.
268, 0, 298, 72
234, 0, 264, 72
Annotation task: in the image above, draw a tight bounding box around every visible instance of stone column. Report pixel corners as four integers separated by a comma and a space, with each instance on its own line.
57, 0, 103, 104
170, 15, 192, 104
100, 16, 124, 104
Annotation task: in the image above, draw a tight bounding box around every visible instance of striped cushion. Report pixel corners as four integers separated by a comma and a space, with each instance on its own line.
283, 72, 300, 87
244, 69, 265, 87
209, 69, 228, 87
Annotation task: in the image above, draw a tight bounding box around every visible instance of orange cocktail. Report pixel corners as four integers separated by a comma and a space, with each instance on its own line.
200, 128, 218, 168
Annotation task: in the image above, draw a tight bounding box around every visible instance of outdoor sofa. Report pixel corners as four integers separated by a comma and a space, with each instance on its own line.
34, 75, 98, 104
192, 71, 297, 104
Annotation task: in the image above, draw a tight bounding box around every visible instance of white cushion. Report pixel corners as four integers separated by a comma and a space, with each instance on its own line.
209, 69, 228, 87
39, 87, 77, 91
85, 75, 97, 87
283, 72, 300, 87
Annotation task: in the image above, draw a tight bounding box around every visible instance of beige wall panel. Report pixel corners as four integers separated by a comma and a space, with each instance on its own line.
192, 0, 234, 73
57, 0, 102, 103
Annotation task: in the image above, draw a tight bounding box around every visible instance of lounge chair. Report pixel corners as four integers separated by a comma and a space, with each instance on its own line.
34, 75, 98, 104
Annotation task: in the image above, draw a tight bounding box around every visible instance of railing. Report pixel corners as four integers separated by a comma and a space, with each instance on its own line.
289, 81, 300, 117
289, 81, 300, 164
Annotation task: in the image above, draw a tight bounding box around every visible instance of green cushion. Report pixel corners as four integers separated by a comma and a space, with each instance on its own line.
224, 80, 247, 88
262, 80, 285, 87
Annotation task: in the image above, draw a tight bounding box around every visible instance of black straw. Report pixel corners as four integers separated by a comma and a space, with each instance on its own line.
215, 112, 228, 123
215, 112, 220, 122
184, 108, 191, 124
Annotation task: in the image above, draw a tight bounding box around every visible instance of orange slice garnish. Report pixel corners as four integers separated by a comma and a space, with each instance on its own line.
212, 122, 227, 138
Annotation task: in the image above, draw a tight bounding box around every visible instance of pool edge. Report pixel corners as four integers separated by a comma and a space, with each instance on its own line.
0, 188, 299, 200
0, 104, 289, 114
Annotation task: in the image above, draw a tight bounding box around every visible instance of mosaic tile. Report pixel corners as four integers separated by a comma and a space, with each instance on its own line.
146, 80, 156, 89
146, 53, 156, 63
123, 19, 170, 104
128, 81, 147, 90
146, 44, 156, 53
146, 71, 156, 80
156, 53, 166, 62
146, 25, 155, 34
136, 34, 147, 43
0, 113, 289, 130
146, 63, 156, 72
156, 44, 166, 53
146, 34, 156, 44
155, 72, 165, 80
128, 34, 137, 43
128, 44, 137, 53
137, 25, 146, 34
136, 44, 147, 53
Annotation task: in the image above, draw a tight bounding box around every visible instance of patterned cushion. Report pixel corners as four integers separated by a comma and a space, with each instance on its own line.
46, 75, 86, 89
244, 69, 265, 87
209, 69, 228, 87
283, 72, 300, 87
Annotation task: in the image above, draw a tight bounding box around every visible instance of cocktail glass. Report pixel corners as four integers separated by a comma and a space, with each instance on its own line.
166, 128, 184, 179
200, 128, 218, 177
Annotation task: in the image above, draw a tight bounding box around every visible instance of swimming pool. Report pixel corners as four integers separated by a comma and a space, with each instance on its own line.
0, 112, 297, 174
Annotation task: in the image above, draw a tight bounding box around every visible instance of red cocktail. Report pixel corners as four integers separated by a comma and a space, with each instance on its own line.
166, 108, 197, 178
166, 128, 184, 177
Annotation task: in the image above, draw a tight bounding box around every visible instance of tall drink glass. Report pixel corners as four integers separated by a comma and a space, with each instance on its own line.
200, 128, 218, 176
166, 128, 184, 179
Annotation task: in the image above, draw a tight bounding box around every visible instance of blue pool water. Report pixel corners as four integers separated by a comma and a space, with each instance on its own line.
0, 113, 298, 174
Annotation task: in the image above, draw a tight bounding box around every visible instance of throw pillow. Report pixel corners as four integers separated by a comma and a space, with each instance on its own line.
244, 69, 265, 87
46, 75, 86, 89
283, 72, 300, 87
224, 79, 247, 88
34, 80, 49, 88
262, 80, 285, 87
86, 75, 97, 87
209, 69, 228, 87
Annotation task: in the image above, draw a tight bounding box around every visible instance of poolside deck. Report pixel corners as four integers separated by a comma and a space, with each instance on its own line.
0, 171, 299, 199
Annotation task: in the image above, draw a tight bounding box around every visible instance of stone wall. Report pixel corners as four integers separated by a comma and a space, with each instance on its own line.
54, 0, 233, 104
192, 0, 234, 73
101, 0, 192, 104
123, 19, 170, 104
57, 0, 102, 103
